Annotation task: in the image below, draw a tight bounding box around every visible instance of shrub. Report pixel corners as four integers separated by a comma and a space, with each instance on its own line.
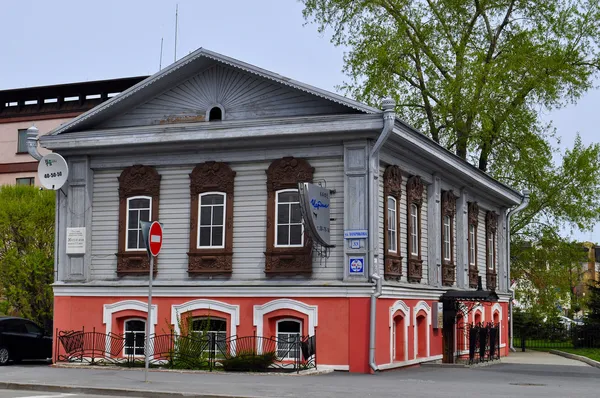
220, 351, 277, 372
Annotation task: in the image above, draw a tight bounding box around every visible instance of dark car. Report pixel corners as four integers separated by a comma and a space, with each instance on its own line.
0, 317, 52, 365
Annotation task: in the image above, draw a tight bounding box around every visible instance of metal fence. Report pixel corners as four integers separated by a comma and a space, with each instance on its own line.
56, 328, 316, 373
514, 323, 600, 351
456, 322, 500, 364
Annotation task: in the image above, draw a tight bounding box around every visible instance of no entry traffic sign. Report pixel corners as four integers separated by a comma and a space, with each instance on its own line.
148, 221, 163, 257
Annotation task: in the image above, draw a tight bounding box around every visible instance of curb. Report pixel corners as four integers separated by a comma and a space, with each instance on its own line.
0, 382, 257, 398
549, 350, 600, 369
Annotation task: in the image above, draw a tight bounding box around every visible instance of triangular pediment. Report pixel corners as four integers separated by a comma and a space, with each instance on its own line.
49, 48, 378, 135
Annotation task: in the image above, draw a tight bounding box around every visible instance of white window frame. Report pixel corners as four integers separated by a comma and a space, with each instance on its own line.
387, 196, 397, 253
191, 317, 227, 355
469, 224, 476, 266
276, 318, 302, 360
410, 203, 419, 256
123, 318, 146, 357
125, 196, 152, 251
274, 189, 304, 248
197, 192, 226, 249
488, 232, 495, 270
443, 215, 451, 261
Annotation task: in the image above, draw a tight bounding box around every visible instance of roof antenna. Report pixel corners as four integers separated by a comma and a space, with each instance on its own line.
174, 4, 178, 62
159, 37, 164, 70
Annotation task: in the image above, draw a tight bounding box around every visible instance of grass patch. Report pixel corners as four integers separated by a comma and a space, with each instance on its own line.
554, 348, 600, 362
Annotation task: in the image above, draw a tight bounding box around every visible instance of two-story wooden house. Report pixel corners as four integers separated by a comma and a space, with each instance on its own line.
38, 48, 526, 373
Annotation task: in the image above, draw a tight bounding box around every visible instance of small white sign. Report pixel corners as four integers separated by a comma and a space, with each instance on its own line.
66, 227, 86, 254
344, 230, 368, 239
350, 239, 361, 249
349, 257, 365, 274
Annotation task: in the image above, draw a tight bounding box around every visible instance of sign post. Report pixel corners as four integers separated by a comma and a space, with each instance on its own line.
140, 220, 163, 383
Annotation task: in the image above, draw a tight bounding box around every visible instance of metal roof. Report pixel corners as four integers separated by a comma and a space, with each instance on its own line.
48, 48, 380, 136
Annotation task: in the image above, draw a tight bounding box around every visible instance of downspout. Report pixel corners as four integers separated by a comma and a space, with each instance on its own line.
26, 125, 42, 161
368, 98, 395, 372
507, 188, 530, 352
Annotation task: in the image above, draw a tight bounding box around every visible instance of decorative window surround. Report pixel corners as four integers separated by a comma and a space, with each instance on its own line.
389, 300, 410, 363
116, 165, 161, 276
472, 305, 485, 324
383, 165, 403, 281
170, 299, 240, 338
253, 298, 318, 353
103, 300, 157, 355
413, 301, 431, 359
492, 303, 503, 345
188, 161, 235, 275
486, 211, 498, 291
265, 157, 314, 275
441, 191, 456, 286
468, 202, 479, 288
406, 176, 424, 283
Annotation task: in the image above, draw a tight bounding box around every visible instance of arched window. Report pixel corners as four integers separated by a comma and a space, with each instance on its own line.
406, 175, 424, 283
468, 202, 479, 288
126, 196, 152, 251
188, 162, 235, 274
265, 157, 314, 275
208, 106, 222, 121
275, 189, 303, 247
276, 319, 302, 360
441, 190, 456, 286
383, 165, 402, 280
124, 319, 146, 356
117, 165, 161, 275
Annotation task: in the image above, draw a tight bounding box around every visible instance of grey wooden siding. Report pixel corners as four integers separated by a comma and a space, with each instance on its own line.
378, 166, 428, 284
477, 210, 488, 284
90, 157, 344, 281
99, 64, 355, 129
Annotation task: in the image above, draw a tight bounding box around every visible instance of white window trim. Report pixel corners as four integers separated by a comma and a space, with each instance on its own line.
410, 203, 419, 256
443, 215, 451, 261
387, 196, 397, 253
102, 300, 157, 357
125, 195, 152, 252
413, 301, 431, 359
123, 317, 146, 357
274, 188, 304, 248
276, 318, 302, 360
197, 192, 226, 249
472, 305, 485, 324
253, 299, 318, 354
389, 300, 410, 363
492, 303, 503, 346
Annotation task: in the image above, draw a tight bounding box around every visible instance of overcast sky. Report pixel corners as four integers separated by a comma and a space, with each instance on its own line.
2, 0, 599, 242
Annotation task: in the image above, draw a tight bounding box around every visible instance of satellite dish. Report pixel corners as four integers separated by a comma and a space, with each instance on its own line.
38, 153, 69, 190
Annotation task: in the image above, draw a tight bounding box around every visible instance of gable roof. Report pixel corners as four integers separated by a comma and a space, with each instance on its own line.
48, 48, 379, 135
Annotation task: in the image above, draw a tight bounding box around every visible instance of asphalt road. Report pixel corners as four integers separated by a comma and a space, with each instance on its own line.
0, 392, 130, 398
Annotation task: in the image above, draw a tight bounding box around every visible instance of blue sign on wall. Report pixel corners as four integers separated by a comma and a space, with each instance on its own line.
349, 257, 365, 274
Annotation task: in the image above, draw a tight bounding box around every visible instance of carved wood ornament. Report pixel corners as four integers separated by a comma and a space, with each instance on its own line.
265, 157, 314, 275
188, 161, 236, 275
441, 190, 456, 286
486, 211, 498, 291
468, 202, 479, 288
406, 175, 424, 283
116, 165, 161, 276
383, 165, 403, 281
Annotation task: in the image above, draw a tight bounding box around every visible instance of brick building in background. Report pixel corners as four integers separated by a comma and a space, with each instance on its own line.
0, 77, 146, 185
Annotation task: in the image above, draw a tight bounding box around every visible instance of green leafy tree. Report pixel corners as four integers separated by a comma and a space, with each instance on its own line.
302, 0, 600, 314
585, 279, 600, 324
0, 185, 55, 331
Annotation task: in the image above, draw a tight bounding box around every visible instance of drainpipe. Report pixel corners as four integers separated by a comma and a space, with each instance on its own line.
507, 189, 530, 352
26, 125, 43, 161
368, 98, 395, 372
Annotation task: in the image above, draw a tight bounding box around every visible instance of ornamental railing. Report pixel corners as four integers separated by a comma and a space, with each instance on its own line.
455, 322, 500, 364
55, 328, 316, 373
